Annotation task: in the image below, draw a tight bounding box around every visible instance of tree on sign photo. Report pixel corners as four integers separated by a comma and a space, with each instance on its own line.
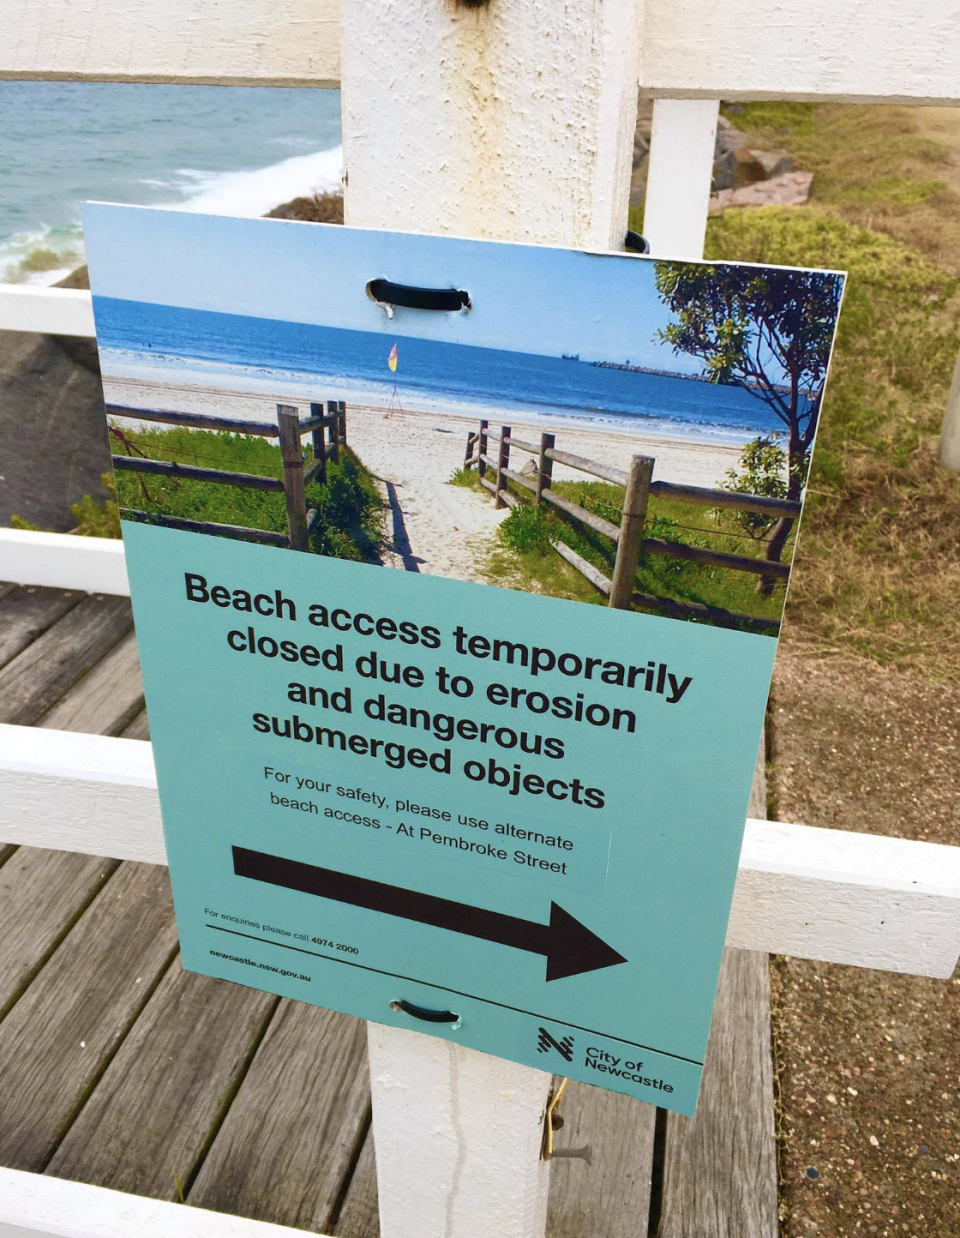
654, 264, 843, 503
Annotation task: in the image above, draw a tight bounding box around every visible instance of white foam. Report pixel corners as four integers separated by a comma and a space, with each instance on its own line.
164, 147, 343, 219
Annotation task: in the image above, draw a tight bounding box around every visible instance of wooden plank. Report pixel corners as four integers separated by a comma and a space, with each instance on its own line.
4, 724, 960, 977
0, 861, 178, 1171
112, 456, 285, 492
120, 511, 288, 547
0, 594, 133, 726
659, 741, 777, 1238
119, 709, 150, 740
0, 585, 82, 671
553, 541, 613, 595
38, 632, 144, 737
658, 950, 778, 1237
0, 1166, 320, 1238
642, 537, 792, 580
546, 1082, 657, 1236
650, 481, 802, 520
631, 590, 780, 635
331, 1124, 377, 1238
543, 490, 621, 542
188, 1003, 370, 1231
0, 531, 129, 596
107, 405, 278, 437
0, 848, 118, 1020
498, 466, 538, 494
46, 962, 279, 1201
545, 449, 629, 487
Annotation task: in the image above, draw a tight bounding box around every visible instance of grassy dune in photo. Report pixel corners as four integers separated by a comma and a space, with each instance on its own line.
451, 465, 791, 628
113, 425, 383, 561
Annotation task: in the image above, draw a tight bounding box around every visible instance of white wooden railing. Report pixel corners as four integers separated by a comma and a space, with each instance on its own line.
1, 3, 960, 1236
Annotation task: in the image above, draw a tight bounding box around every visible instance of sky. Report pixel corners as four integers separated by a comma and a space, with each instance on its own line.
82, 204, 825, 380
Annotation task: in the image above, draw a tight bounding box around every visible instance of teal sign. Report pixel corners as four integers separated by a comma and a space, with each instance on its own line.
123, 522, 774, 1113
85, 205, 843, 1114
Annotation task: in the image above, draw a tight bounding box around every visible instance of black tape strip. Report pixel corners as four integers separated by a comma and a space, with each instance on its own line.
393, 998, 460, 1024
367, 278, 471, 312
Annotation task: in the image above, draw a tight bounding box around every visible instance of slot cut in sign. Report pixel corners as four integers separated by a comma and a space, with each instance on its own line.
84, 203, 844, 1114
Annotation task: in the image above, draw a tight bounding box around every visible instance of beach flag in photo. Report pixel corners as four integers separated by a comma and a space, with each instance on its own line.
387, 342, 398, 373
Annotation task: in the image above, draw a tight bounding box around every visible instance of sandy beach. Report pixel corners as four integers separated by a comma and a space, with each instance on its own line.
103, 373, 743, 584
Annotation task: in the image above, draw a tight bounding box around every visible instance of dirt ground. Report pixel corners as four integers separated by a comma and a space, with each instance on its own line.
769, 640, 960, 1237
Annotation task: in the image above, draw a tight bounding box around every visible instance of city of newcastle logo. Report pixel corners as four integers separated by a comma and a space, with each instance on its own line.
537, 1027, 575, 1062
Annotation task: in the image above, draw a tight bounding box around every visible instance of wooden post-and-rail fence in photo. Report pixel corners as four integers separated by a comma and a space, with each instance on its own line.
108, 399, 347, 552
464, 419, 802, 635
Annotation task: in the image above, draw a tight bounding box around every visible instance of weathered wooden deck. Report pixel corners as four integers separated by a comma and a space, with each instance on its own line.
0, 581, 777, 1237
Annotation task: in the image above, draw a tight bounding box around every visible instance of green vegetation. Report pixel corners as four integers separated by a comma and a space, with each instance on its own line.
451, 465, 790, 629
113, 426, 382, 561
12, 473, 121, 537
655, 261, 841, 499
720, 436, 789, 537
707, 102, 960, 674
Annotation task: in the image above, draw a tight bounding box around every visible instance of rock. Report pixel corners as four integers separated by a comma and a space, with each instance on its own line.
713, 146, 772, 191
715, 115, 747, 157
0, 265, 112, 530
754, 149, 794, 179
520, 458, 539, 477
709, 171, 814, 212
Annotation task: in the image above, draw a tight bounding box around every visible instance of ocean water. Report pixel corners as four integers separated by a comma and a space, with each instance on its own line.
96, 297, 787, 442
0, 82, 342, 284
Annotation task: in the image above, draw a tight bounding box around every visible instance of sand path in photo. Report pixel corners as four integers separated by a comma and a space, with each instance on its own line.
103, 375, 744, 581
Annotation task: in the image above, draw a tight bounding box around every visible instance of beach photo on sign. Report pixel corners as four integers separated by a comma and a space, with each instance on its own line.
86, 208, 844, 637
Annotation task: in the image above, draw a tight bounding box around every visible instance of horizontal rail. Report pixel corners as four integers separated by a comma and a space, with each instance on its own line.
106, 405, 279, 437
650, 480, 802, 520
3, 722, 958, 976
544, 448, 630, 487
121, 510, 288, 546
632, 590, 781, 634
502, 433, 540, 453
0, 0, 957, 103
479, 477, 498, 496
0, 284, 95, 336
642, 537, 791, 579
0, 528, 129, 594
297, 412, 338, 432
543, 489, 621, 542
553, 540, 613, 595
112, 455, 284, 492
0, 1164, 311, 1238
498, 467, 538, 494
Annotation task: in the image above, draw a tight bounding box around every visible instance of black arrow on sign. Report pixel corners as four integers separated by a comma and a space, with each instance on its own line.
232, 845, 627, 982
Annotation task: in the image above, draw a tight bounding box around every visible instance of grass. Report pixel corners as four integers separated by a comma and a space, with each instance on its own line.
450, 466, 790, 630
702, 103, 960, 676
112, 425, 383, 561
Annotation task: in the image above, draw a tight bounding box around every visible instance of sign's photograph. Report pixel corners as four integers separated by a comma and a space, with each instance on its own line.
88, 207, 843, 638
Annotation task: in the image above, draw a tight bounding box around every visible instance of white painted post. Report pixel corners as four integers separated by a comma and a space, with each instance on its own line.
938, 349, 960, 471
643, 98, 720, 260
367, 1026, 551, 1238
341, 3, 643, 1234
